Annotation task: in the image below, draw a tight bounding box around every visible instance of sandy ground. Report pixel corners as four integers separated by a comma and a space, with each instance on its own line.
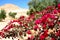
0, 22, 8, 30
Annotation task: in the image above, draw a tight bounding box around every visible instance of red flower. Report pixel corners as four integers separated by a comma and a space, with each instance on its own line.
46, 6, 53, 10
48, 21, 54, 28
33, 25, 39, 30
0, 31, 5, 38
58, 9, 60, 13
19, 16, 25, 19
35, 19, 41, 24
43, 30, 48, 37
50, 15, 56, 19
57, 22, 60, 25
29, 14, 35, 19
18, 16, 25, 21
3, 24, 14, 32
40, 30, 48, 40
27, 30, 31, 34
53, 9, 58, 14
41, 14, 50, 23
56, 30, 60, 36
23, 24, 28, 28
0, 31, 3, 35
58, 3, 60, 9
51, 38, 55, 40
43, 24, 46, 29
18, 21, 23, 26
9, 19, 20, 24
25, 17, 31, 23
46, 13, 51, 17
41, 10, 47, 14
40, 34, 45, 40
30, 35, 34, 40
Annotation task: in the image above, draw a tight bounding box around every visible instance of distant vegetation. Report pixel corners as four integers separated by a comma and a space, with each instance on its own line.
9, 12, 17, 18
27, 0, 57, 15
0, 9, 17, 21
0, 10, 6, 21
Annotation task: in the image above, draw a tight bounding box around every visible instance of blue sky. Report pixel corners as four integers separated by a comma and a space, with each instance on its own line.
0, 0, 30, 8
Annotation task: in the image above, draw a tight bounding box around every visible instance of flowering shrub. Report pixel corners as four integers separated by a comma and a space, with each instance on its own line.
0, 4, 60, 40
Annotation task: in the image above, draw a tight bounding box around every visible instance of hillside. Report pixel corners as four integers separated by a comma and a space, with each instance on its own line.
0, 4, 28, 20
0, 4, 28, 30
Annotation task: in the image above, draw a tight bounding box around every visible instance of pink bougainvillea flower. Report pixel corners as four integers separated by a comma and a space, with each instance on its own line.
56, 30, 60, 36
53, 9, 58, 14
3, 24, 14, 32
35, 19, 41, 25
58, 3, 60, 9
40, 14, 50, 23
1, 3, 60, 39
39, 30, 48, 40
50, 14, 56, 19
30, 35, 34, 40
40, 34, 45, 40
43, 30, 48, 37
46, 6, 51, 10
46, 13, 51, 17
43, 24, 46, 29
29, 14, 35, 19
9, 19, 23, 26
18, 16, 25, 20
51, 38, 55, 40
18, 21, 23, 26
27, 30, 31, 34
23, 24, 28, 28
57, 22, 60, 25
9, 19, 20, 24
46, 6, 53, 10
0, 31, 3, 35
33, 25, 39, 30
0, 31, 5, 38
48, 21, 54, 28
25, 17, 31, 23
41, 10, 47, 14
58, 9, 60, 13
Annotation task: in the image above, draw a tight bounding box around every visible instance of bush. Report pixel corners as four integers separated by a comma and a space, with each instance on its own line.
0, 10, 6, 21
9, 12, 17, 18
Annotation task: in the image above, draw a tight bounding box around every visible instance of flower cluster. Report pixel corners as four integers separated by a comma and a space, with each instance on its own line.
0, 4, 60, 40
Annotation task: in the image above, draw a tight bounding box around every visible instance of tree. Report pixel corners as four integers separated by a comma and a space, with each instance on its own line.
9, 12, 17, 18
28, 0, 40, 15
0, 10, 6, 21
27, 0, 57, 15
